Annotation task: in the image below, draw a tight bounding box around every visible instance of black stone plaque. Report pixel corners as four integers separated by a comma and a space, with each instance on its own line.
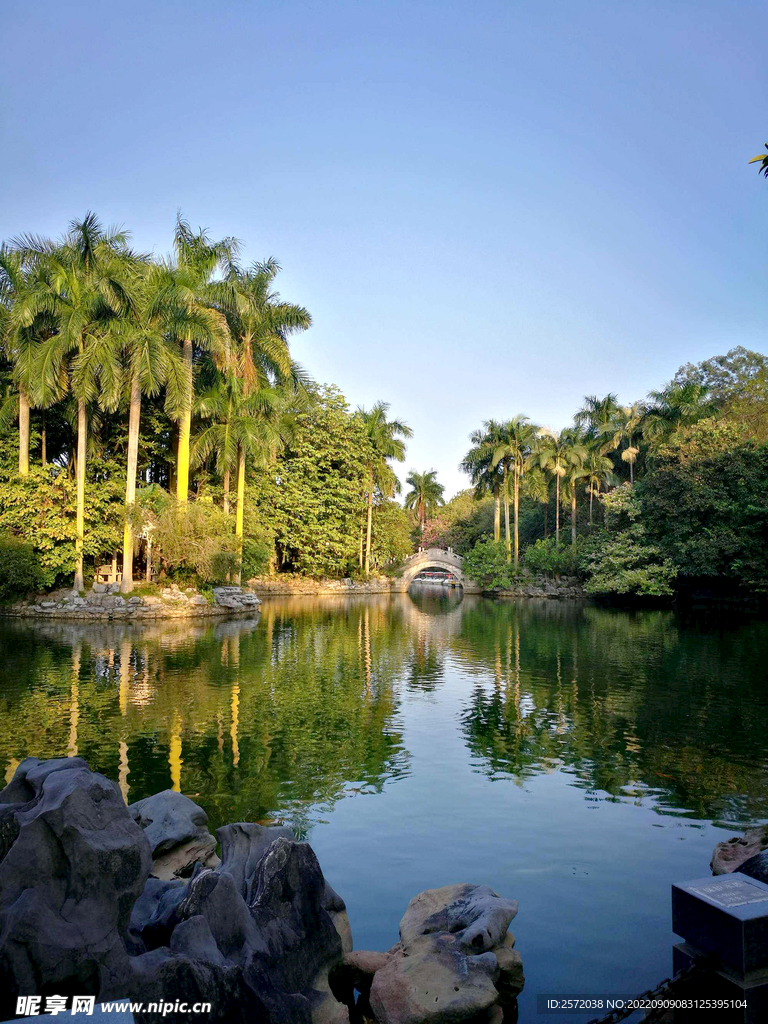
672, 872, 768, 976
688, 877, 768, 909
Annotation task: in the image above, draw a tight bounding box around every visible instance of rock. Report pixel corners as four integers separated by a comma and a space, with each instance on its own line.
129, 790, 218, 878
217, 822, 294, 903
369, 884, 521, 1024
191, 594, 208, 606
246, 838, 348, 1023
369, 944, 500, 1024
399, 883, 518, 954
711, 826, 768, 875
739, 851, 768, 884
92, 582, 106, 594
0, 757, 152, 1017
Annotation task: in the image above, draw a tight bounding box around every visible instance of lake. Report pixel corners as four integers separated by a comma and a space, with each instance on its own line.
1, 590, 766, 1022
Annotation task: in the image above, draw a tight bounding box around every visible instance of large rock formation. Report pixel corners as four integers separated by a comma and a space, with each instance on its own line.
353, 884, 524, 1024
0, 758, 523, 1024
129, 789, 219, 880
0, 758, 349, 1023
0, 757, 152, 1019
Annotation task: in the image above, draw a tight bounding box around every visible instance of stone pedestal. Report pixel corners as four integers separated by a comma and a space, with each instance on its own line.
670, 873, 768, 1023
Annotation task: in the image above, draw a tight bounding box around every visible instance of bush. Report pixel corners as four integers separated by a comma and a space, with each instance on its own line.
579, 487, 677, 597
523, 537, 583, 577
462, 539, 517, 589
0, 534, 39, 599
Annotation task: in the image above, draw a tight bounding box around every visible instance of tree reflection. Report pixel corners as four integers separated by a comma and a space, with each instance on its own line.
0, 595, 766, 834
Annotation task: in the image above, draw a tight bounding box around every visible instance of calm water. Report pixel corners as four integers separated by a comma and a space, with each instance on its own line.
1, 591, 767, 1023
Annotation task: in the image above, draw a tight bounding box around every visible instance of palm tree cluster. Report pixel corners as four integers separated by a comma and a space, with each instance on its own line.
461, 381, 719, 565
403, 470, 445, 534
0, 213, 310, 591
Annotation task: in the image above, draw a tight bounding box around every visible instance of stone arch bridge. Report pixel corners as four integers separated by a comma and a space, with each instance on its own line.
392, 547, 480, 594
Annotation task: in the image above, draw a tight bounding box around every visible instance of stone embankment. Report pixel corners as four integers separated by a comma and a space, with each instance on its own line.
494, 575, 584, 599
2, 583, 261, 621
248, 575, 394, 596
0, 757, 524, 1024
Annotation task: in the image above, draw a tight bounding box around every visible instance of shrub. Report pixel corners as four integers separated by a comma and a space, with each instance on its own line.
462, 539, 517, 590
523, 537, 583, 577
0, 534, 39, 600
579, 487, 677, 597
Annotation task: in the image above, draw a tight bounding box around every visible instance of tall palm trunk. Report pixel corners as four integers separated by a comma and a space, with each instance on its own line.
120, 372, 142, 594
41, 411, 47, 467
74, 399, 87, 591
18, 391, 30, 476
222, 468, 230, 515
364, 474, 374, 576
503, 470, 511, 562
234, 445, 245, 585
176, 337, 193, 502
555, 475, 560, 546
589, 486, 594, 527
358, 510, 364, 569
493, 492, 501, 543
513, 463, 520, 571
571, 484, 577, 544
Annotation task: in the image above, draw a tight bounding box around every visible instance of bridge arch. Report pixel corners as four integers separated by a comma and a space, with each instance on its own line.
394, 548, 481, 594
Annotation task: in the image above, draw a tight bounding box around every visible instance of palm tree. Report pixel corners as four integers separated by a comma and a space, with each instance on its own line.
642, 382, 714, 444
583, 449, 615, 527
528, 429, 586, 546
21, 214, 136, 590
358, 402, 412, 575
561, 428, 588, 543
0, 247, 57, 475
196, 258, 312, 582
195, 378, 287, 583
404, 470, 445, 535
492, 415, 537, 568
749, 143, 768, 178
461, 421, 505, 542
169, 215, 236, 503
118, 262, 199, 593
600, 401, 643, 483
575, 393, 619, 444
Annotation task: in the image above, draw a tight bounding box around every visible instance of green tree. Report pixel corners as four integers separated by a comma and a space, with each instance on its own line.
601, 402, 643, 483
22, 214, 136, 589
168, 215, 235, 503
492, 415, 537, 568
528, 429, 585, 546
583, 448, 615, 526
404, 469, 445, 535
461, 421, 505, 542
358, 402, 411, 574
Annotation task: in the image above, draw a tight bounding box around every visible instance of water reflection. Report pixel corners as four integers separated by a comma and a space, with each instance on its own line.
0, 596, 766, 833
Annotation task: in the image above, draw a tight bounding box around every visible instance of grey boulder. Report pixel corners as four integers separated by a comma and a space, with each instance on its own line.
0, 757, 152, 1017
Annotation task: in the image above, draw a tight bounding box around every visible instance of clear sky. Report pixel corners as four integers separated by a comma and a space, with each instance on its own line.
2, 0, 767, 497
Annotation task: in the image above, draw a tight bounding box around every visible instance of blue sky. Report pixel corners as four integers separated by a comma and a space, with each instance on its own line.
2, 0, 767, 496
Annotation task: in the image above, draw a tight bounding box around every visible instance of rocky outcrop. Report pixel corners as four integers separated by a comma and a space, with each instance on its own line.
711, 825, 768, 875
248, 575, 394, 596
340, 884, 523, 1024
495, 575, 584, 599
0, 758, 523, 1024
129, 790, 220, 880
0, 757, 152, 1018
2, 584, 261, 621
0, 758, 347, 1023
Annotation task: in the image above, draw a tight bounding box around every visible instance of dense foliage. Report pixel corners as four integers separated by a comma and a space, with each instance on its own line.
0, 216, 416, 591
450, 346, 768, 598
0, 534, 39, 600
